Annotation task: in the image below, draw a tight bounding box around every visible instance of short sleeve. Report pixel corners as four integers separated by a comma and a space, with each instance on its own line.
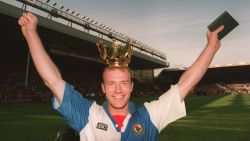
52, 82, 94, 133
144, 84, 186, 132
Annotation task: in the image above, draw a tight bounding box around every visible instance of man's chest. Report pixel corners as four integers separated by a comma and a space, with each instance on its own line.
80, 108, 157, 141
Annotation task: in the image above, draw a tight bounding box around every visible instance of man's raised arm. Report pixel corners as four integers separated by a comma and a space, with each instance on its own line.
18, 12, 65, 102
178, 25, 224, 101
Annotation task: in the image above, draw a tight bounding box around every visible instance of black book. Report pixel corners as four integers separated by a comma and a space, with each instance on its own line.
208, 11, 239, 40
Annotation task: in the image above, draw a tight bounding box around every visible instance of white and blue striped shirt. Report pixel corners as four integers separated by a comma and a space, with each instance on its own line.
53, 82, 186, 141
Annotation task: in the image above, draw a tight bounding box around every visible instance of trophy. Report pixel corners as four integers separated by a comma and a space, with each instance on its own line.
96, 39, 134, 67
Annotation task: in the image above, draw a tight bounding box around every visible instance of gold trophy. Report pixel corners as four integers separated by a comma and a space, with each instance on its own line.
96, 39, 134, 67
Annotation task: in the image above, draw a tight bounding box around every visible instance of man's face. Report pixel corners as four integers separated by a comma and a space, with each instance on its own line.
102, 68, 133, 114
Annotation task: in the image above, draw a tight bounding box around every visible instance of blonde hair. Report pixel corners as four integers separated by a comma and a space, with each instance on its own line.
102, 66, 132, 82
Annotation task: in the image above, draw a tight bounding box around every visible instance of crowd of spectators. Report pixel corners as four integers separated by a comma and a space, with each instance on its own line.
0, 64, 162, 104
0, 65, 52, 103
2, 63, 249, 104
193, 83, 250, 96
223, 83, 250, 94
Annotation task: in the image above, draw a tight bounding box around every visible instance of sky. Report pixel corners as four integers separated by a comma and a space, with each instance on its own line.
5, 0, 250, 68
57, 0, 250, 68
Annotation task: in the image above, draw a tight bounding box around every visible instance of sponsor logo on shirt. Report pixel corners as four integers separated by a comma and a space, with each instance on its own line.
96, 122, 108, 131
133, 123, 144, 135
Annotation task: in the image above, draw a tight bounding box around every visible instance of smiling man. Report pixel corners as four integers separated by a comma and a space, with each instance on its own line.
102, 67, 133, 115
18, 12, 224, 141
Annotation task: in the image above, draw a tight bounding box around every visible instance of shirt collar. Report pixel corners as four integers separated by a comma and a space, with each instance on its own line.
102, 101, 136, 115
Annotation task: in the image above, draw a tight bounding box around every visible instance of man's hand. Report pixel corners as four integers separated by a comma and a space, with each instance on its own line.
206, 25, 224, 51
18, 12, 38, 39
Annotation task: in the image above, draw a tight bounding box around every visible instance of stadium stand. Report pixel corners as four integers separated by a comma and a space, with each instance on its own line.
0, 0, 165, 104
156, 66, 250, 95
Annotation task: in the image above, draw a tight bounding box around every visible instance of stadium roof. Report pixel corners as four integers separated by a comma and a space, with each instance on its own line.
157, 65, 250, 85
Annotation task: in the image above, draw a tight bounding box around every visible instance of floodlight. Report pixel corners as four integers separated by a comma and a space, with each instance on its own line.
52, 2, 57, 6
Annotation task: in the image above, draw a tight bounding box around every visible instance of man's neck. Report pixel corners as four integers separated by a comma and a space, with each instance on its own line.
108, 106, 129, 116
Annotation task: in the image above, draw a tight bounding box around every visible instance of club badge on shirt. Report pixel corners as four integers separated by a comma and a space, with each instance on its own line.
96, 122, 108, 131
133, 123, 144, 135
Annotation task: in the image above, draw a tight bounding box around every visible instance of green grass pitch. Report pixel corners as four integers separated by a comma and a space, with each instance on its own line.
0, 94, 250, 141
